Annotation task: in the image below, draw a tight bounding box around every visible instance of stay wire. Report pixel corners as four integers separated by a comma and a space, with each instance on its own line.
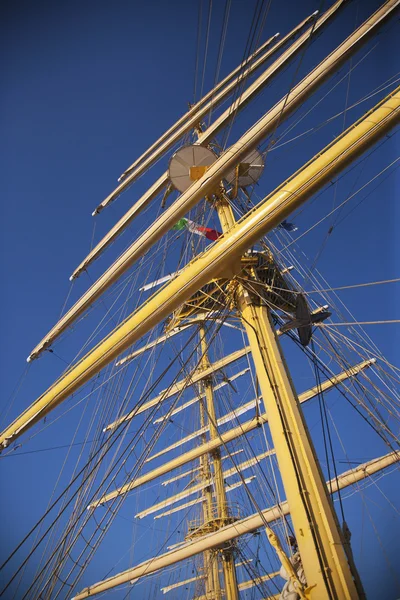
34, 326, 212, 598
311, 339, 346, 522
199, 0, 213, 102
193, 0, 203, 104
38, 318, 235, 598
206, 0, 232, 128
220, 0, 273, 150
1, 322, 206, 593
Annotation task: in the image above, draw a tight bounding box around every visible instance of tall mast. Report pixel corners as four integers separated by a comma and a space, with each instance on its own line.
213, 194, 363, 598
198, 396, 219, 599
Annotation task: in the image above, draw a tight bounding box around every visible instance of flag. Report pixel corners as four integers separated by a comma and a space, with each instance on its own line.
278, 220, 298, 232
173, 218, 222, 241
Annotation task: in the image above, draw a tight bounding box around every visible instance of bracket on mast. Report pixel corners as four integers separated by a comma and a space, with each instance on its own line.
225, 148, 264, 199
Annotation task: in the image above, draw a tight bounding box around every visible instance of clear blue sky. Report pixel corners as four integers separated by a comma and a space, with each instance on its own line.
1, 0, 399, 599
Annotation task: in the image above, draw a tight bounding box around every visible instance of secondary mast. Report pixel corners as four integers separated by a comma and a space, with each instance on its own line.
197, 325, 239, 600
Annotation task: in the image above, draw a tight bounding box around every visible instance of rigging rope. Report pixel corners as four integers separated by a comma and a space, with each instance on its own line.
306, 277, 400, 294
320, 320, 400, 327
199, 0, 213, 102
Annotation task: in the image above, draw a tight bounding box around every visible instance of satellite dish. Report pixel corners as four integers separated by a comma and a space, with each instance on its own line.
225, 149, 264, 188
168, 145, 217, 193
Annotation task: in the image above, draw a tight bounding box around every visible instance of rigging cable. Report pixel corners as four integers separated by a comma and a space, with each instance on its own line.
1, 322, 210, 591
206, 0, 232, 128
31, 313, 234, 597
193, 0, 203, 104
220, 0, 273, 150
305, 277, 400, 294
199, 0, 213, 102
311, 339, 346, 522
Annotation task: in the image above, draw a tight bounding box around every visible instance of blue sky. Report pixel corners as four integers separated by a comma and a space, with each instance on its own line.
1, 1, 399, 599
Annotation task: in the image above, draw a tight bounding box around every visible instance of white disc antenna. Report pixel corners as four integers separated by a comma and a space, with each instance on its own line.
168, 145, 217, 193
225, 148, 264, 188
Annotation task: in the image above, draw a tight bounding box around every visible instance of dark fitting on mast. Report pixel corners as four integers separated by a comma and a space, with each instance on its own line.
279, 294, 331, 346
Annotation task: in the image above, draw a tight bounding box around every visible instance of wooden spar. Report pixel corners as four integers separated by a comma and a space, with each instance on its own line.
145, 399, 261, 463
161, 569, 280, 597
160, 575, 204, 595
115, 311, 225, 366
189, 578, 282, 600
159, 556, 261, 594
155, 477, 256, 520
27, 1, 399, 363
2, 86, 399, 450
89, 358, 375, 508
161, 575, 204, 594
72, 451, 400, 599
76, 0, 345, 267
87, 415, 270, 509
104, 346, 251, 431
106, 349, 374, 433
153, 368, 250, 424
97, 11, 320, 204
114, 323, 192, 365
135, 450, 274, 519
161, 450, 244, 486
115, 314, 220, 366
294, 358, 375, 401
148, 357, 376, 461
239, 573, 279, 592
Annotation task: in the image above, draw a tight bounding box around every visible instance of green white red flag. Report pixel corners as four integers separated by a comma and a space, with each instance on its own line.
172, 218, 222, 241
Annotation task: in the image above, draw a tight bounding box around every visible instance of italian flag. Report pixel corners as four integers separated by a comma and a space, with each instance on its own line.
173, 218, 222, 241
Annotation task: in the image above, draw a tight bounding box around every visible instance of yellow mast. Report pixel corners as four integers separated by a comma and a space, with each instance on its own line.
197, 329, 222, 600
1, 86, 399, 451
198, 391, 219, 599
198, 325, 239, 600
214, 193, 362, 598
